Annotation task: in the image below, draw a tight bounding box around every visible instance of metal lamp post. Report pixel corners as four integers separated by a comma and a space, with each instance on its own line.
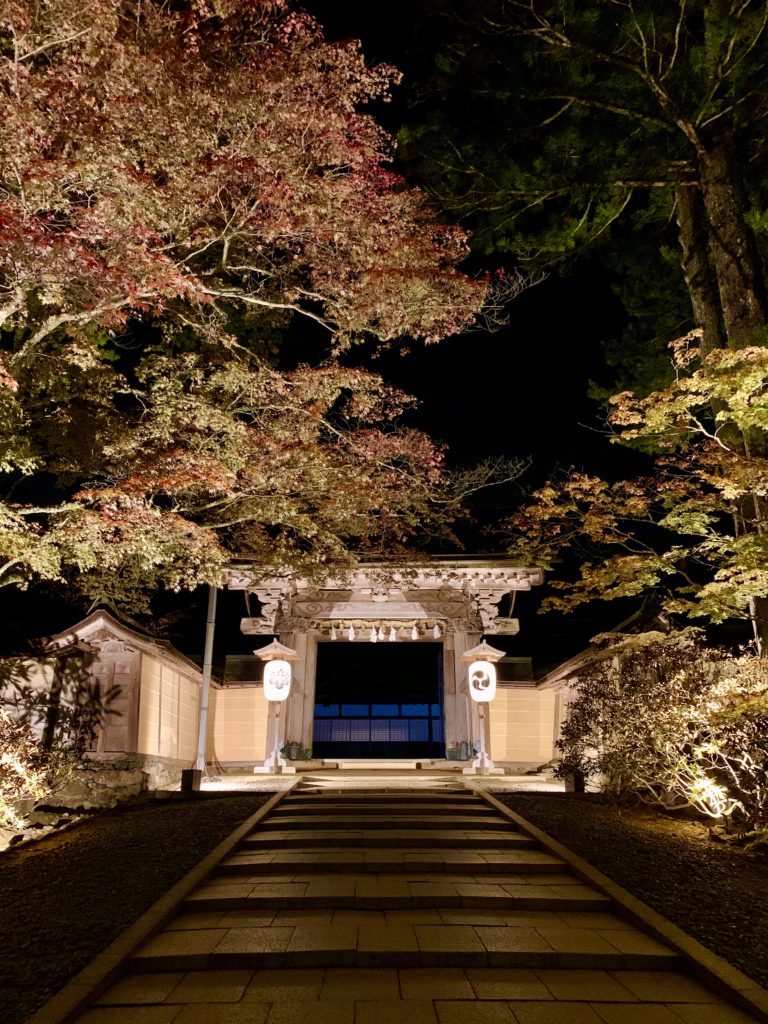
184, 584, 218, 793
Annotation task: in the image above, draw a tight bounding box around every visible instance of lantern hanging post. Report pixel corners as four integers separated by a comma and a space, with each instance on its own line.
461, 640, 505, 776
252, 639, 299, 775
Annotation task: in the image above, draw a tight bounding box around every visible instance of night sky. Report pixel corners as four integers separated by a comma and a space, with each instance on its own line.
291, 1, 651, 485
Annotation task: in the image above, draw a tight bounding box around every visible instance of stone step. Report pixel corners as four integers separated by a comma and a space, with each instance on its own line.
130, 909, 680, 971
322, 760, 428, 769
288, 791, 478, 802
275, 802, 492, 816
259, 815, 513, 831
79, 780, 757, 1024
184, 875, 614, 912
295, 788, 468, 797
240, 830, 537, 849
216, 847, 569, 875
93, 964, 756, 1018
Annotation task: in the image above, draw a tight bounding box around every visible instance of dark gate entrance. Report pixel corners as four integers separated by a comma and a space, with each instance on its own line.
312, 642, 444, 758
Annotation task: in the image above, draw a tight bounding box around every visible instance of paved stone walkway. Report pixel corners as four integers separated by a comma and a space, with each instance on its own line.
78, 774, 759, 1023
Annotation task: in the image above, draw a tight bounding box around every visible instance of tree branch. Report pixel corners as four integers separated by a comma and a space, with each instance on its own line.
10, 303, 131, 364
17, 27, 91, 62
543, 93, 675, 132
0, 298, 22, 329
508, 1, 703, 149
661, 0, 686, 80
202, 288, 332, 331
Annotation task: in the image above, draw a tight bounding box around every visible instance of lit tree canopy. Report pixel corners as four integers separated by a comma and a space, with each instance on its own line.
1, 0, 486, 350
509, 334, 768, 629
0, 0, 498, 612
2, 347, 488, 610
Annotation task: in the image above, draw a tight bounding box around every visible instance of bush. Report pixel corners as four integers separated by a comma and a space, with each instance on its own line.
555, 630, 768, 830
0, 653, 105, 830
0, 708, 49, 830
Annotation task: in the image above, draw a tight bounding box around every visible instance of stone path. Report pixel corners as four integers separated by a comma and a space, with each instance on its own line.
78, 775, 760, 1023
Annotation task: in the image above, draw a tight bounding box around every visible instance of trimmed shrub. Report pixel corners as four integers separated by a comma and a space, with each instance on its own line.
555, 631, 768, 830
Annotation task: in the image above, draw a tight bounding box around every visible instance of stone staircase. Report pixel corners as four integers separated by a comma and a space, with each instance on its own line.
82, 777, 761, 1022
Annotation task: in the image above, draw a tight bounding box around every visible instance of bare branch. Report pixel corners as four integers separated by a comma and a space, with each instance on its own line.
708, 1, 768, 96
507, 1, 702, 149
0, 298, 22, 329
662, 0, 686, 80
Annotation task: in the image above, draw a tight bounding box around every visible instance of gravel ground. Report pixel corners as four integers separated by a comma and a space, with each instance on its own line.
494, 791, 768, 991
0, 792, 273, 1024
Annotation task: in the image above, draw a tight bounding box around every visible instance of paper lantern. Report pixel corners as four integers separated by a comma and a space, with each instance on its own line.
468, 660, 496, 703
263, 659, 292, 701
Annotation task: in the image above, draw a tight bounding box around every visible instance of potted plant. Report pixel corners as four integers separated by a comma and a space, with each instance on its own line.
281, 741, 312, 761
445, 742, 476, 761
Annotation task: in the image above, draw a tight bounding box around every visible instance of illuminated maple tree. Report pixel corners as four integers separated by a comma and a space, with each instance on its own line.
0, 0, 497, 611
510, 332, 768, 639
1, 0, 486, 348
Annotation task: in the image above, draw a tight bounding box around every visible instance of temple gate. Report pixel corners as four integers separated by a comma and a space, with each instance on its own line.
227, 558, 543, 765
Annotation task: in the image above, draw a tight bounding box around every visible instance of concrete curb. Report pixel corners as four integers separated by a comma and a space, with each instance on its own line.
25, 777, 302, 1024
467, 781, 768, 1023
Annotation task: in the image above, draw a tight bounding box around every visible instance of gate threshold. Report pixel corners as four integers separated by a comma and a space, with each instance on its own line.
328, 759, 456, 770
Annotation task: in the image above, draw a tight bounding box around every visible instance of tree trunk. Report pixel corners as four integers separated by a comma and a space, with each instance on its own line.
698, 136, 768, 346
697, 136, 768, 653
674, 175, 727, 358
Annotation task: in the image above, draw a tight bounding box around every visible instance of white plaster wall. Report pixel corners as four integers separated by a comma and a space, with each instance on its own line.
138, 655, 199, 760
489, 685, 557, 763
0, 659, 56, 738
208, 684, 268, 763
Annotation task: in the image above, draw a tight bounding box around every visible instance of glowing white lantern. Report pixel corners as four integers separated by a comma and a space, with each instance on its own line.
253, 638, 299, 702
263, 659, 292, 701
460, 640, 505, 775
252, 638, 299, 776
467, 660, 496, 703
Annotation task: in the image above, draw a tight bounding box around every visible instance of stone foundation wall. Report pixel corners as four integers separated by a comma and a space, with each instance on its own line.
48, 753, 190, 808
213, 759, 329, 773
